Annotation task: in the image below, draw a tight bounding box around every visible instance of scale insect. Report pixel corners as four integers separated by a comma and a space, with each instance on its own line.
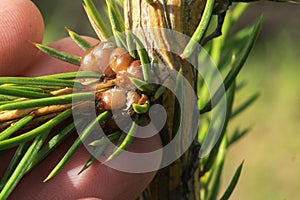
79, 41, 152, 112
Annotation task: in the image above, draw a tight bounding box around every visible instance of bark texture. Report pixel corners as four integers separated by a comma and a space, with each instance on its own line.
124, 1, 206, 199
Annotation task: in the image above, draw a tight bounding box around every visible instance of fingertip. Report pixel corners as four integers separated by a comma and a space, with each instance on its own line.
0, 0, 44, 76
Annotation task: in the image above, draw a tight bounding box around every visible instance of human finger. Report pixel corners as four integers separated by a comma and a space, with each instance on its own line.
0, 0, 44, 76
9, 133, 162, 200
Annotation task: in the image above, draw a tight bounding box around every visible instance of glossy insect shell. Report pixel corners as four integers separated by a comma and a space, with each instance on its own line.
80, 41, 116, 77
100, 88, 127, 110
127, 60, 143, 79
109, 48, 134, 73
116, 60, 144, 89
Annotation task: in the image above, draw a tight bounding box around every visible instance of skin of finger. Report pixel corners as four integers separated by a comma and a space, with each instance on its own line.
21, 37, 99, 77
9, 134, 162, 200
0, 0, 44, 76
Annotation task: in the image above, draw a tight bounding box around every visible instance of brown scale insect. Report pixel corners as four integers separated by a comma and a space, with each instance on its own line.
116, 60, 144, 89
80, 41, 116, 77
99, 88, 127, 110
81, 41, 147, 112
109, 47, 134, 73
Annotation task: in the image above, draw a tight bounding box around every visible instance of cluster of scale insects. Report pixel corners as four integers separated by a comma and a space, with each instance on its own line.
80, 41, 152, 129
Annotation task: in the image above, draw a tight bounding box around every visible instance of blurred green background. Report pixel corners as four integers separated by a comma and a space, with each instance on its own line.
32, 1, 300, 199
223, 3, 300, 200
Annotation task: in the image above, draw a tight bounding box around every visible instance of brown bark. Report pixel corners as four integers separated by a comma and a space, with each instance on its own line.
124, 1, 206, 199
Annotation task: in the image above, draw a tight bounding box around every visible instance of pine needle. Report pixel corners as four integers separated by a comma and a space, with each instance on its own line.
44, 111, 110, 182
33, 43, 81, 66
66, 28, 92, 51
104, 115, 138, 162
